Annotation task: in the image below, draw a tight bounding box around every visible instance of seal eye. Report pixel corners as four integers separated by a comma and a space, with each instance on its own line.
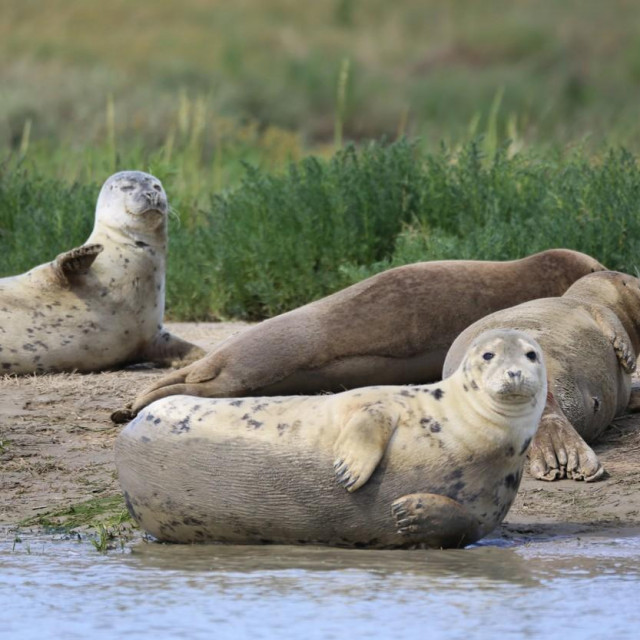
525, 351, 537, 362
153, 184, 162, 192
482, 352, 494, 361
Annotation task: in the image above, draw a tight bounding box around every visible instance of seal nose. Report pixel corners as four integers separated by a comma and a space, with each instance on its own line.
506, 369, 522, 379
144, 190, 165, 210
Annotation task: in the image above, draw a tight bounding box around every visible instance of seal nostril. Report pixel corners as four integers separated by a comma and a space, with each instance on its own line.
507, 370, 522, 379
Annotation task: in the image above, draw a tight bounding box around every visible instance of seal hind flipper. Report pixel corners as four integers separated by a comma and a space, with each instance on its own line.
140, 330, 206, 368
391, 493, 481, 548
528, 393, 604, 482
333, 407, 397, 492
53, 244, 103, 282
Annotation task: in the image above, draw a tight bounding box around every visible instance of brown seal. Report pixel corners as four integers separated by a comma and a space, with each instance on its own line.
0, 171, 204, 374
115, 329, 547, 548
443, 271, 640, 483
120, 249, 603, 419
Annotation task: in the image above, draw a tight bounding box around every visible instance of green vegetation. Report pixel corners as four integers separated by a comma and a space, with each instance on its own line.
4, 1, 640, 320
5, 0, 640, 155
3, 141, 640, 320
19, 494, 131, 531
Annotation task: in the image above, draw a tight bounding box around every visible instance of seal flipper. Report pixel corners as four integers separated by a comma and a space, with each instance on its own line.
626, 382, 640, 413
52, 244, 103, 283
391, 493, 481, 548
333, 407, 397, 492
592, 308, 637, 374
140, 329, 206, 368
528, 392, 604, 482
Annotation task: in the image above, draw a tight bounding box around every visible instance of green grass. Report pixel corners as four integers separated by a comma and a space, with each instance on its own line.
18, 495, 131, 530
3, 141, 640, 320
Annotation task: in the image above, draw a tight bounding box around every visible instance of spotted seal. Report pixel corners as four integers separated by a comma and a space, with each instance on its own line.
443, 271, 640, 483
0, 171, 204, 374
115, 329, 547, 548
120, 249, 602, 419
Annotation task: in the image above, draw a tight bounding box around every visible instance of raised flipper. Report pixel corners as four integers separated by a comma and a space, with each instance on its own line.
528, 392, 604, 482
52, 244, 103, 284
391, 493, 481, 548
592, 308, 637, 374
140, 329, 206, 368
333, 406, 397, 492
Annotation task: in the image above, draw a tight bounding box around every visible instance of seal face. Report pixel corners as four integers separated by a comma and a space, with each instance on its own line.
443, 271, 640, 483
115, 329, 546, 549
124, 248, 603, 418
0, 170, 204, 374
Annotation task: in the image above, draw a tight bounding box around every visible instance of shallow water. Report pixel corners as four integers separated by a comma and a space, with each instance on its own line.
2, 529, 640, 640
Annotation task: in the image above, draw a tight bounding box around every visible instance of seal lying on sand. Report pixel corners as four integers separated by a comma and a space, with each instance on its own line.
116, 329, 547, 548
443, 271, 640, 483
0, 171, 204, 374
122, 249, 602, 418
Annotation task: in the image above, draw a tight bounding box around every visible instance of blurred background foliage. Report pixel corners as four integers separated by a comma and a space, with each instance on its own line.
2, 0, 640, 319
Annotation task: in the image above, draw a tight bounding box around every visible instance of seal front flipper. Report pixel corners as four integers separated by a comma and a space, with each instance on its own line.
52, 244, 103, 283
140, 329, 206, 368
528, 393, 604, 482
391, 493, 481, 548
333, 407, 397, 492
592, 308, 637, 374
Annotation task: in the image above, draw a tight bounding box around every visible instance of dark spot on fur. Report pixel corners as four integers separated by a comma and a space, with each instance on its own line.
154, 418, 161, 425
430, 421, 442, 433
431, 388, 444, 400
470, 380, 479, 390
22, 343, 36, 352
141, 436, 151, 443
247, 419, 264, 429
519, 437, 532, 455
463, 384, 469, 392
445, 468, 463, 481
277, 423, 289, 435
400, 390, 414, 398
420, 417, 431, 428
171, 416, 191, 434
504, 471, 520, 490
506, 445, 515, 457
145, 413, 154, 422
229, 400, 244, 407
592, 397, 600, 413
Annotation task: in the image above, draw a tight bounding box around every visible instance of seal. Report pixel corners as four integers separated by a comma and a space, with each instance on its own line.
115, 329, 547, 548
122, 248, 602, 418
443, 271, 640, 483
0, 171, 204, 374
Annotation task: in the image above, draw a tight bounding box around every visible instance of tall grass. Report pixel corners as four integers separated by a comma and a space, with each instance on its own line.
3, 141, 640, 321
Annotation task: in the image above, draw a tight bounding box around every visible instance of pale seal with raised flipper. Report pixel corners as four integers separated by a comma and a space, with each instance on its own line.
443, 271, 640, 483
121, 248, 602, 419
0, 171, 204, 374
115, 329, 547, 548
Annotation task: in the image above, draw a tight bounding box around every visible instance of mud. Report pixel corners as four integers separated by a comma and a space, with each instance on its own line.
1, 322, 640, 540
